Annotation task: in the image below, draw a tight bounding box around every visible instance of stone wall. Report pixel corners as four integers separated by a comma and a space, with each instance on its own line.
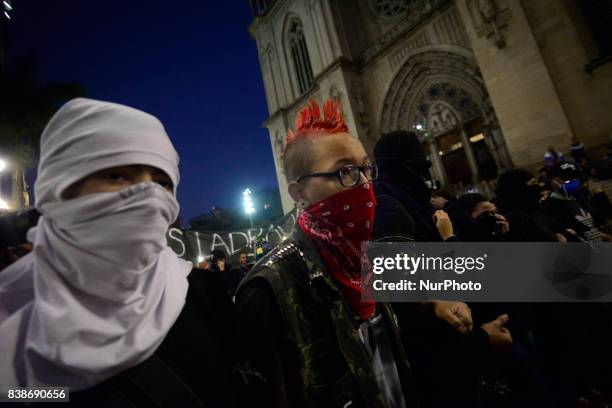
455, 0, 576, 169
521, 0, 612, 156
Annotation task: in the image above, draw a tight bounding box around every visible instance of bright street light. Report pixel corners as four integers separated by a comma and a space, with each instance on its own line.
243, 188, 255, 227
0, 158, 7, 172
0, 198, 9, 210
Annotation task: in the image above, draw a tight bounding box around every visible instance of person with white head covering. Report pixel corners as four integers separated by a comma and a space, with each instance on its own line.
0, 98, 237, 406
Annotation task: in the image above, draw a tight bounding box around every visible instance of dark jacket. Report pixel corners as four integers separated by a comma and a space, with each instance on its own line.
540, 193, 602, 241
373, 178, 460, 243
235, 226, 419, 408
502, 209, 561, 242
372, 182, 491, 408
374, 178, 439, 242
65, 269, 238, 408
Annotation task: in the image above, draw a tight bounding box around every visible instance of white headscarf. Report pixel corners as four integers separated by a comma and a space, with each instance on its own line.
0, 98, 192, 392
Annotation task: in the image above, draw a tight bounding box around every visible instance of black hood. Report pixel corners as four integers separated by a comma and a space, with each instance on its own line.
374, 131, 432, 203
496, 169, 541, 211
374, 130, 431, 177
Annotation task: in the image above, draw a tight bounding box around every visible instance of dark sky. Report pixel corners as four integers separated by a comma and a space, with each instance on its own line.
6, 0, 277, 223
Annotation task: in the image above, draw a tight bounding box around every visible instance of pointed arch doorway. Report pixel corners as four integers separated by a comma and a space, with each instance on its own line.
380, 51, 512, 190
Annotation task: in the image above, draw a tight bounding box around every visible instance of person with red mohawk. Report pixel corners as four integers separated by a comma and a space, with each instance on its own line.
235, 99, 418, 407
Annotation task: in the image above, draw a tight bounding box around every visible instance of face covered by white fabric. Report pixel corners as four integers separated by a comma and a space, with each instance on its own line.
0, 98, 191, 391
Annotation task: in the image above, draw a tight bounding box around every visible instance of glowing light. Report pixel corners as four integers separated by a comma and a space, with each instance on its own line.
0, 159, 6, 172
243, 188, 255, 215
3, 1, 12, 11
469, 133, 485, 143
3, 10, 9, 19
450, 142, 463, 151
0, 198, 9, 210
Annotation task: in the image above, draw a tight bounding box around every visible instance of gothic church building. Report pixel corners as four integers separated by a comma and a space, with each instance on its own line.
248, 0, 612, 212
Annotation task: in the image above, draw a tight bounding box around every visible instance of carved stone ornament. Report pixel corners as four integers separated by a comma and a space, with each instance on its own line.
369, 0, 415, 20
428, 101, 460, 135
352, 82, 372, 139
274, 132, 286, 175
466, 0, 512, 48
329, 84, 342, 101
356, 0, 447, 66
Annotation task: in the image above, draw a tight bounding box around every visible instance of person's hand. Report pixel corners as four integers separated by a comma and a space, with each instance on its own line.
432, 301, 473, 334
481, 314, 513, 351
433, 210, 454, 241
600, 232, 612, 242
198, 260, 210, 270
494, 213, 510, 234
555, 233, 568, 243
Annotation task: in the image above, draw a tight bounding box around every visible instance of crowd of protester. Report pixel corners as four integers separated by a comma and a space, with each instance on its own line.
0, 97, 612, 407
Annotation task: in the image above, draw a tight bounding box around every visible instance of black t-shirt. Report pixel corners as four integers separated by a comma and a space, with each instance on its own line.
63, 269, 238, 408
541, 194, 602, 241
503, 209, 560, 242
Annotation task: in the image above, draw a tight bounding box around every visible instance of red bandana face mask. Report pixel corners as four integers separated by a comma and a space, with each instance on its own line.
298, 182, 377, 320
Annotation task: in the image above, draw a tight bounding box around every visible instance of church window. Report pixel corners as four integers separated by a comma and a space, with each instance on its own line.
287, 19, 314, 95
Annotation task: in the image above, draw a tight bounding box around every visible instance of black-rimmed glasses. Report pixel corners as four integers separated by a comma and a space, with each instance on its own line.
296, 163, 378, 187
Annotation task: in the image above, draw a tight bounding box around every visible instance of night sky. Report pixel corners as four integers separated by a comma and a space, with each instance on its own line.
5, 0, 277, 223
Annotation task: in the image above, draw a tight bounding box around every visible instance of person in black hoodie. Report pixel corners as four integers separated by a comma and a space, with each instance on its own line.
373, 131, 458, 243
372, 131, 512, 408
208, 249, 242, 297
541, 162, 604, 242
496, 168, 612, 405
445, 193, 510, 242
495, 169, 563, 243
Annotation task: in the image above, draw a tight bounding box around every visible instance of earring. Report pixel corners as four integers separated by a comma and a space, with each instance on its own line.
298, 199, 308, 209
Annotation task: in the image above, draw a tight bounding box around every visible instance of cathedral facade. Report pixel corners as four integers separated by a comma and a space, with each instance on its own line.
248, 0, 612, 212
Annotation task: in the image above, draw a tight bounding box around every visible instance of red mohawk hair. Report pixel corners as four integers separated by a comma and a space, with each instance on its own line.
285, 99, 348, 146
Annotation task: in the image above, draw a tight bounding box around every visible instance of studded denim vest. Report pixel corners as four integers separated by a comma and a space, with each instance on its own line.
238, 228, 419, 408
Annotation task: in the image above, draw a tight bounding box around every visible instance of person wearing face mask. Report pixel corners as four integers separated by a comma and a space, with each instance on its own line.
495, 169, 565, 243
235, 100, 418, 408
496, 168, 612, 405
541, 163, 606, 242
0, 98, 237, 407
448, 193, 510, 242
372, 131, 515, 408
372, 131, 458, 243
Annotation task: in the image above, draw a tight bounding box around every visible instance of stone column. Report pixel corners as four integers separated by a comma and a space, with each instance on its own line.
460, 127, 480, 185
482, 126, 503, 172
428, 139, 448, 186
455, 0, 575, 168
489, 127, 512, 170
